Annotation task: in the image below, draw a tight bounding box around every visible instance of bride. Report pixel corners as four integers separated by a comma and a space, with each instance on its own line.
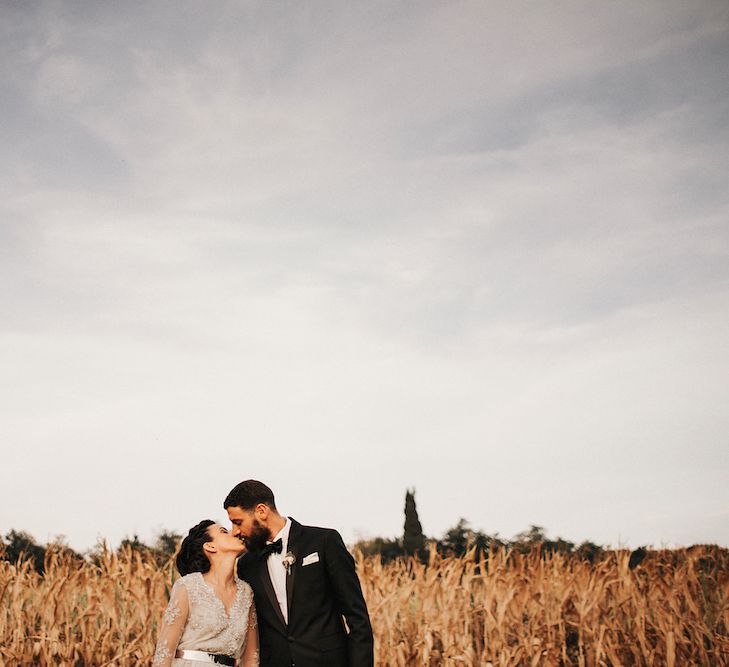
153, 520, 259, 666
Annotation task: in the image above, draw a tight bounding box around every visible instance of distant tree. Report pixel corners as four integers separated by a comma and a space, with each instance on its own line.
1, 530, 47, 572
155, 530, 181, 558
352, 536, 404, 563
153, 530, 182, 564
45, 535, 83, 563
629, 546, 648, 570
575, 540, 605, 563
510, 525, 576, 555
542, 537, 575, 554
436, 519, 503, 559
437, 518, 471, 557
511, 525, 547, 546
471, 529, 504, 559
118, 534, 149, 556
403, 489, 426, 559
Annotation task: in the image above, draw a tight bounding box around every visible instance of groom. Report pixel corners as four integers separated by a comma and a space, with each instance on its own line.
225, 480, 374, 667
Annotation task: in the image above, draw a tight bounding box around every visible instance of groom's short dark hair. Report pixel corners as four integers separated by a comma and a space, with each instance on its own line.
224, 479, 277, 511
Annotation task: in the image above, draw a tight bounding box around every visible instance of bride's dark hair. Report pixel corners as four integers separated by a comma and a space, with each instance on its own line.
176, 520, 216, 576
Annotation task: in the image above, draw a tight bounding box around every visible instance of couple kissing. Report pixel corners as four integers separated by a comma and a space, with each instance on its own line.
153, 479, 374, 667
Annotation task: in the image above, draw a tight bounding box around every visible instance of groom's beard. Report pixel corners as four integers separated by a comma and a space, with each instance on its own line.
245, 519, 272, 553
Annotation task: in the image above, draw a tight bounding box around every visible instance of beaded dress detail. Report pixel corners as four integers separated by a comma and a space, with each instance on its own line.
153, 572, 259, 666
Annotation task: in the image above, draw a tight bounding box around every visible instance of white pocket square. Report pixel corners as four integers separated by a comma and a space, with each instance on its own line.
302, 552, 320, 566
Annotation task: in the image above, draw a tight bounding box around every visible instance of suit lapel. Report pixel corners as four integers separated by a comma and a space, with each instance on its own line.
258, 557, 287, 629
286, 518, 303, 619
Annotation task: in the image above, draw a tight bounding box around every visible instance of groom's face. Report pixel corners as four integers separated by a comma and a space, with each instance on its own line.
227, 505, 272, 552
245, 518, 270, 552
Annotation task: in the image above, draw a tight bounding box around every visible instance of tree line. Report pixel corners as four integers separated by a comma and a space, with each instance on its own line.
352, 489, 606, 563
0, 529, 183, 574
1, 489, 640, 573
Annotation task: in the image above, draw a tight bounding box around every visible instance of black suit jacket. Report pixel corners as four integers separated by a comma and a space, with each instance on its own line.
236, 519, 374, 667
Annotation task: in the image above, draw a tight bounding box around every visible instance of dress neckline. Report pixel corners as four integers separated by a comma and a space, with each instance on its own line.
196, 572, 242, 619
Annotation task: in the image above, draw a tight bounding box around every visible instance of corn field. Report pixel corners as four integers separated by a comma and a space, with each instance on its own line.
1, 545, 727, 666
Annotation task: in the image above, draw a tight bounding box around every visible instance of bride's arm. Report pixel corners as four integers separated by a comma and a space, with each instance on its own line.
240, 601, 259, 667
152, 579, 189, 667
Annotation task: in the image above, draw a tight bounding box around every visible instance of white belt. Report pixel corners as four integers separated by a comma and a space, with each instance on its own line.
175, 649, 238, 666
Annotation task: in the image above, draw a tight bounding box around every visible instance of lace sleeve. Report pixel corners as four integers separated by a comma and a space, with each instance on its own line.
240, 600, 259, 667
153, 579, 189, 667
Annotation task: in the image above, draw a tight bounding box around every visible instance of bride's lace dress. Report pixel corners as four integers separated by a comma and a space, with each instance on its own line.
153, 572, 259, 666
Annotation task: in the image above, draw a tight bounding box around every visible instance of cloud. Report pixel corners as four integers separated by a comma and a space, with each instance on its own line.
0, 1, 728, 549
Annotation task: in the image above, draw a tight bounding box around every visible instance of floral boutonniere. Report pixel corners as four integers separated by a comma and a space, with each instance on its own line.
282, 551, 296, 575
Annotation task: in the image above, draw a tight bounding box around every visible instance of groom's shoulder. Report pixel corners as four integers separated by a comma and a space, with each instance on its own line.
296, 521, 345, 543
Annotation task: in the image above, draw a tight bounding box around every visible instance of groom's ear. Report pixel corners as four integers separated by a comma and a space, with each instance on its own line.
254, 502, 270, 521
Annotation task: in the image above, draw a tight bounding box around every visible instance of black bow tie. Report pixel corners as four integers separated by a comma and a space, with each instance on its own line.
259, 538, 283, 559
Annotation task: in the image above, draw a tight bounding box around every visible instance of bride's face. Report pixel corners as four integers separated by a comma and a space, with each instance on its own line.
206, 523, 246, 555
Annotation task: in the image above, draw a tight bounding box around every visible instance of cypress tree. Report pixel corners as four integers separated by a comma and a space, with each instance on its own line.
403, 488, 426, 557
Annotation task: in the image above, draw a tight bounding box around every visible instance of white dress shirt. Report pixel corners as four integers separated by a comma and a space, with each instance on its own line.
266, 517, 292, 624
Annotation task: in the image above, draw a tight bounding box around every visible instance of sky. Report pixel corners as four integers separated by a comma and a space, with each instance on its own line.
1, 1, 728, 553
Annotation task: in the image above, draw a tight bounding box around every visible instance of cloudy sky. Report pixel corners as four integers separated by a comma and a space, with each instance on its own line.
2, 1, 728, 552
